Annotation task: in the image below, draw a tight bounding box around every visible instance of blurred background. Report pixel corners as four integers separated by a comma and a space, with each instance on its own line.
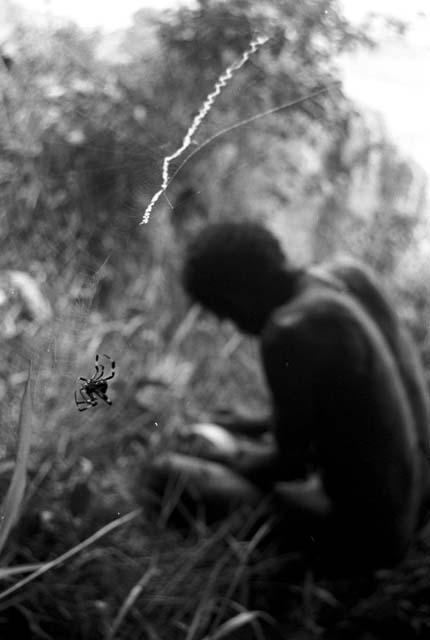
1, 1, 430, 638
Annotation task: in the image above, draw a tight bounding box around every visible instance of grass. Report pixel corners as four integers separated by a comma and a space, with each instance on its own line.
1, 272, 430, 639
0, 363, 33, 555
0, 253, 280, 638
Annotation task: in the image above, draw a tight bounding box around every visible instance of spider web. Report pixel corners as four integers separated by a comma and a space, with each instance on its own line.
0, 5, 326, 459
0, 251, 109, 456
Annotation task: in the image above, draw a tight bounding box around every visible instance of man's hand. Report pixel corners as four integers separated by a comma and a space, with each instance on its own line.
210, 407, 272, 437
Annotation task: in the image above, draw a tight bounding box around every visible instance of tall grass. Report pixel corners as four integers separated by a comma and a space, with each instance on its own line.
0, 363, 33, 554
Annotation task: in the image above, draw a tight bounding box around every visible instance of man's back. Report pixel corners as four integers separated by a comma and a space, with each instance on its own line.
261, 283, 421, 564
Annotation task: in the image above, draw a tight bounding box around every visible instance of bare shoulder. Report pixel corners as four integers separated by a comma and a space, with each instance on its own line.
315, 257, 400, 336
316, 256, 384, 294
261, 287, 370, 375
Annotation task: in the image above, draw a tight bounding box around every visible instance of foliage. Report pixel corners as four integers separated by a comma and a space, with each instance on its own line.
155, 0, 372, 94
0, 0, 374, 276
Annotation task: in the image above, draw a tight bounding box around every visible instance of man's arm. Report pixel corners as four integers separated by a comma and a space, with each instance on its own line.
261, 306, 322, 482
210, 408, 272, 437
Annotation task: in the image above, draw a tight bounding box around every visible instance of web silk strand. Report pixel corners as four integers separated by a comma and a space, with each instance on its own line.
139, 36, 269, 225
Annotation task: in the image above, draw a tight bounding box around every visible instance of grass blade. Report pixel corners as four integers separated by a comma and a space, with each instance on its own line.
0, 363, 34, 554
202, 611, 267, 640
108, 564, 159, 640
0, 509, 141, 602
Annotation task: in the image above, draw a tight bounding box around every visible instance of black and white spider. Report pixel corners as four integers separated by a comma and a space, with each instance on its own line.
75, 354, 116, 411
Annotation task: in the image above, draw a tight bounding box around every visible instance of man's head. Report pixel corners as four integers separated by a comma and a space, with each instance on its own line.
182, 221, 294, 334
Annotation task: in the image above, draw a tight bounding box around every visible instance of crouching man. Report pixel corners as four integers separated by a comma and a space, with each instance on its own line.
145, 221, 430, 571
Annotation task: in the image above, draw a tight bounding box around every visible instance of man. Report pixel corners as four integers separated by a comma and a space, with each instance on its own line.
151, 221, 430, 569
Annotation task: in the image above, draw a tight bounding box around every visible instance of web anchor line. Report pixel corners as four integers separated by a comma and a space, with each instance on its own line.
140, 33, 341, 226
139, 36, 269, 225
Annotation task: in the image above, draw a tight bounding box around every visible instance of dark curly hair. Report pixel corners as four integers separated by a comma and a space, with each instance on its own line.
182, 222, 291, 327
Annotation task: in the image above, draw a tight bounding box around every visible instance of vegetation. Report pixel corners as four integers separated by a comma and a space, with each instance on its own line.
1, 0, 430, 637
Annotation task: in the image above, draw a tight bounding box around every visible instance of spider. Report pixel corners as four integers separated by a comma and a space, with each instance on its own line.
75, 354, 116, 411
